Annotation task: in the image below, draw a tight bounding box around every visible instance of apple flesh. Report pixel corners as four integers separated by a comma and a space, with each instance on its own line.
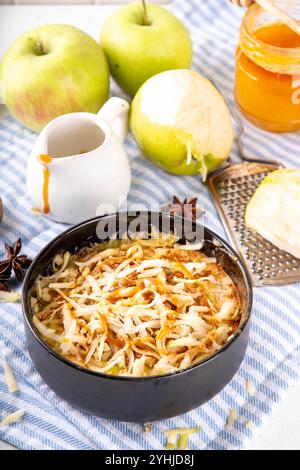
100, 1, 193, 96
0, 24, 110, 132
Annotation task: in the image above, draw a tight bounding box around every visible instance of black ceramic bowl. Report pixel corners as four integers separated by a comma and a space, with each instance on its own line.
22, 212, 252, 422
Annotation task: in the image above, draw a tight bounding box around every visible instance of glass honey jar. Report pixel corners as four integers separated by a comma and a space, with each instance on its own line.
235, 2, 300, 133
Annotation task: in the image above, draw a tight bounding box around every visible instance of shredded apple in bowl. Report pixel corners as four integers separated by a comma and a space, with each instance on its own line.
30, 236, 241, 377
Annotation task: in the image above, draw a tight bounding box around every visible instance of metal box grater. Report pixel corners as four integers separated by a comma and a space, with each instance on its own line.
207, 112, 300, 287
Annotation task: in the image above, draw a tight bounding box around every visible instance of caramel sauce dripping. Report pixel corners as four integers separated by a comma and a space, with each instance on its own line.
37, 154, 52, 214
38, 154, 53, 165
42, 167, 50, 214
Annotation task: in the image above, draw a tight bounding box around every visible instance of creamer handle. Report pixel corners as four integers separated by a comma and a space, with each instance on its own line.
98, 97, 130, 143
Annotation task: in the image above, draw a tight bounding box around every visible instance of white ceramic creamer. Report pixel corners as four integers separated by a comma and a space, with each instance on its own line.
26, 97, 131, 224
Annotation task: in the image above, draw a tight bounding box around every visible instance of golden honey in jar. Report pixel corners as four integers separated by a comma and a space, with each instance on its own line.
235, 3, 300, 133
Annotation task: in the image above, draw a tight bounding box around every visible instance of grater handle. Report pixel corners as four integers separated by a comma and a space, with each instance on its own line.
207, 78, 283, 176
209, 77, 282, 168
230, 106, 283, 167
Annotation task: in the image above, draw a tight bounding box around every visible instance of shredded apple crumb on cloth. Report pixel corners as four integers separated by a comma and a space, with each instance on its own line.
31, 236, 241, 377
3, 361, 18, 393
1, 409, 24, 427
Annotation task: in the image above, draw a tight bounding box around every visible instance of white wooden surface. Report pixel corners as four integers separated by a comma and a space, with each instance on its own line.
0, 1, 169, 4
0, 2, 299, 450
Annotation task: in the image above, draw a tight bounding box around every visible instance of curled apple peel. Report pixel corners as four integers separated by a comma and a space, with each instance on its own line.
130, 69, 234, 179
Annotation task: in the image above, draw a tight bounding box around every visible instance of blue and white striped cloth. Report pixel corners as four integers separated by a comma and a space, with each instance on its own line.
0, 0, 300, 450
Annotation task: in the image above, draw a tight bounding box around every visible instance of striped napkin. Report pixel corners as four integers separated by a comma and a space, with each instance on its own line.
0, 0, 299, 450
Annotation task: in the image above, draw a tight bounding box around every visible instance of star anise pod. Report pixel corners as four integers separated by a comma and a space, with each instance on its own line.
0, 259, 11, 292
0, 258, 12, 281
0, 238, 32, 284
161, 196, 205, 221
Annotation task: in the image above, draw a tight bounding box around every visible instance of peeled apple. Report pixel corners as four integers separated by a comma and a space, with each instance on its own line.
130, 69, 234, 179
245, 169, 300, 259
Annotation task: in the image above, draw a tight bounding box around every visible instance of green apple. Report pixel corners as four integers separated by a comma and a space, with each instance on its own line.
130, 69, 234, 178
100, 1, 192, 96
0, 24, 109, 132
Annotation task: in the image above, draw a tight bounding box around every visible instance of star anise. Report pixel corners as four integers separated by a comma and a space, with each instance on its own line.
0, 258, 12, 281
161, 196, 205, 221
0, 238, 32, 286
0, 261, 12, 291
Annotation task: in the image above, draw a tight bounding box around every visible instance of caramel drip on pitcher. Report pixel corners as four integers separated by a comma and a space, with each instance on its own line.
42, 167, 50, 214
37, 154, 52, 214
38, 154, 53, 165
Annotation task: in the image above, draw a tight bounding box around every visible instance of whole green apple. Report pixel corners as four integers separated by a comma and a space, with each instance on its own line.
0, 24, 109, 131
100, 1, 192, 96
130, 69, 234, 179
